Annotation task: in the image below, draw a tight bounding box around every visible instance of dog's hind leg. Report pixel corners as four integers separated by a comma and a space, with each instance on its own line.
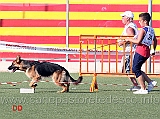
66, 83, 70, 92
57, 84, 67, 93
60, 71, 70, 92
52, 70, 68, 93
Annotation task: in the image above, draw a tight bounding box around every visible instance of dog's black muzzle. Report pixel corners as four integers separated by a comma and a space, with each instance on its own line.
8, 65, 19, 73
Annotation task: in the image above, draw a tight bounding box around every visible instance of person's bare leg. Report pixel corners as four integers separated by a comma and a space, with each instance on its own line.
141, 71, 152, 83
129, 77, 139, 86
137, 75, 146, 90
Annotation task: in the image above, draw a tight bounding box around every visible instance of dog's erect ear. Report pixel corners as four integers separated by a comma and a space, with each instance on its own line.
16, 55, 21, 63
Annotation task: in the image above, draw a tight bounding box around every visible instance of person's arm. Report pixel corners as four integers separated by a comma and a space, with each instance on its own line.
151, 35, 157, 55
118, 27, 135, 46
126, 27, 135, 36
126, 28, 145, 44
153, 35, 157, 51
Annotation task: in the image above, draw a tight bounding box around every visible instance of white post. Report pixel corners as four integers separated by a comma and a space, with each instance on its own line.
66, 0, 69, 62
147, 0, 152, 73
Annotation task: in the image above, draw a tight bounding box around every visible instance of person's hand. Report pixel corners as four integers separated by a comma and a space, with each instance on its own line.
125, 38, 130, 42
150, 49, 155, 56
118, 39, 125, 47
151, 52, 155, 56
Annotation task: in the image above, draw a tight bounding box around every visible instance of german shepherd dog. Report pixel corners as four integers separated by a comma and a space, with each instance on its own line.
8, 55, 83, 93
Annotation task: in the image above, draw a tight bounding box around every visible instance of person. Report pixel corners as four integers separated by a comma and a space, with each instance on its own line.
125, 12, 157, 94
118, 11, 140, 91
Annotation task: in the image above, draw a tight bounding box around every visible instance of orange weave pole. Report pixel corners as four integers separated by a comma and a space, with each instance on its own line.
130, 42, 133, 73
101, 39, 104, 72
116, 40, 118, 73
87, 38, 89, 72
79, 36, 82, 76
107, 39, 110, 73
152, 56, 155, 73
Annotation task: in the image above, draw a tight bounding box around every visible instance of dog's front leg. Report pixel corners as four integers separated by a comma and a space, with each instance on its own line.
29, 79, 37, 88
29, 76, 40, 89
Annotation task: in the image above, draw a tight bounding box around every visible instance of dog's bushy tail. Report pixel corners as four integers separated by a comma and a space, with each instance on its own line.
70, 76, 83, 85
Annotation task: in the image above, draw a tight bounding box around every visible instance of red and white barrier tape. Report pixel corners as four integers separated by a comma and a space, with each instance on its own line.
0, 80, 87, 85
0, 41, 159, 55
0, 80, 159, 88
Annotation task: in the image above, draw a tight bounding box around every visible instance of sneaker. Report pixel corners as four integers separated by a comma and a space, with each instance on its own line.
126, 86, 141, 91
148, 81, 157, 92
151, 80, 157, 86
133, 89, 148, 94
